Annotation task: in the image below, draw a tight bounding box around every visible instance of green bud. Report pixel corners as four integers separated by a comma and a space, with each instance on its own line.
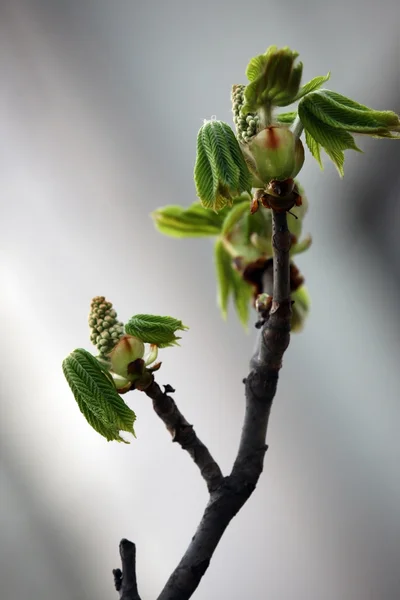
110, 335, 145, 379
243, 126, 304, 184
231, 84, 259, 143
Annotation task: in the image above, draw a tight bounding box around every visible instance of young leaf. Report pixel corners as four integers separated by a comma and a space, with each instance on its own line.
298, 100, 361, 175
152, 203, 223, 238
291, 234, 312, 256
231, 268, 253, 329
194, 120, 252, 212
242, 46, 302, 113
221, 200, 250, 236
276, 111, 297, 125
291, 284, 311, 332
214, 238, 234, 319
302, 90, 400, 136
125, 314, 188, 348
305, 129, 323, 169
62, 349, 136, 443
293, 73, 331, 102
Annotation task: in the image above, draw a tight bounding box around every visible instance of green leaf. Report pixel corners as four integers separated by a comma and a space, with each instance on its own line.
276, 111, 297, 125
291, 284, 311, 332
299, 88, 400, 173
231, 269, 253, 329
293, 73, 331, 102
221, 200, 250, 236
291, 234, 312, 256
305, 129, 323, 169
214, 238, 233, 319
301, 90, 400, 135
273, 62, 304, 106
152, 203, 223, 238
125, 315, 188, 348
242, 46, 302, 113
299, 99, 361, 175
245, 46, 277, 82
62, 349, 136, 443
194, 120, 252, 212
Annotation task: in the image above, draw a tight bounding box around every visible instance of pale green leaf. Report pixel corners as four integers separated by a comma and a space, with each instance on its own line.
245, 51, 271, 82
62, 349, 136, 443
152, 203, 223, 238
293, 73, 331, 102
125, 314, 188, 348
242, 46, 301, 112
291, 234, 312, 256
214, 238, 233, 319
276, 111, 297, 125
231, 269, 253, 329
221, 200, 250, 236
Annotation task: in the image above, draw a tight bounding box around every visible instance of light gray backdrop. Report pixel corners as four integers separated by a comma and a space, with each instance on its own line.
1, 1, 399, 599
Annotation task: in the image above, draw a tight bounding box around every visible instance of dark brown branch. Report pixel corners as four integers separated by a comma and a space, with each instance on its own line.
144, 380, 224, 493
113, 539, 141, 600
153, 210, 292, 600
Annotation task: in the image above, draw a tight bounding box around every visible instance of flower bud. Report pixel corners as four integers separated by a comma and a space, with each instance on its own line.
89, 296, 125, 356
110, 335, 145, 378
245, 126, 304, 184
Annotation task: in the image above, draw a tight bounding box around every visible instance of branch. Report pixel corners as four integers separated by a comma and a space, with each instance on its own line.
154, 210, 292, 600
113, 539, 141, 600
144, 380, 224, 493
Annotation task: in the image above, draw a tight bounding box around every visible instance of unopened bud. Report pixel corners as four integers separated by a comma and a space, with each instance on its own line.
245, 126, 304, 184
110, 335, 145, 378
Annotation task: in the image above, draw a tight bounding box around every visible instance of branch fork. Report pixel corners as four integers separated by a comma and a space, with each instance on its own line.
114, 209, 292, 600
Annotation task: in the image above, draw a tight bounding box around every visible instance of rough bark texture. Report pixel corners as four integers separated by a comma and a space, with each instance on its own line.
114, 210, 292, 600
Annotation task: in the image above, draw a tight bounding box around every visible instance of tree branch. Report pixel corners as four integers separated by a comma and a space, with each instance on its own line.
144, 380, 224, 493
113, 539, 141, 600
152, 209, 292, 600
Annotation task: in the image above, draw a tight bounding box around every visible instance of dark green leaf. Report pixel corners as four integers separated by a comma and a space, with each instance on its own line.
194, 121, 251, 212
125, 314, 188, 348
62, 349, 136, 443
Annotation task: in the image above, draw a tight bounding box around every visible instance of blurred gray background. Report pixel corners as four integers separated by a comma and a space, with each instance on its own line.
1, 1, 399, 599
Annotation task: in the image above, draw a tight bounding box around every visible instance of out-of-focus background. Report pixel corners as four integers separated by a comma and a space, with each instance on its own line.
1, 1, 399, 599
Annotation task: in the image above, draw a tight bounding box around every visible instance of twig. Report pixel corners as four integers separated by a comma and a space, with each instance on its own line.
153, 210, 292, 600
144, 380, 224, 493
113, 539, 141, 600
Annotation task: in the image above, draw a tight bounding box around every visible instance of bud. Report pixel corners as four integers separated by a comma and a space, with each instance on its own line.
109, 335, 145, 379
244, 126, 304, 184
231, 84, 259, 143
89, 296, 125, 357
